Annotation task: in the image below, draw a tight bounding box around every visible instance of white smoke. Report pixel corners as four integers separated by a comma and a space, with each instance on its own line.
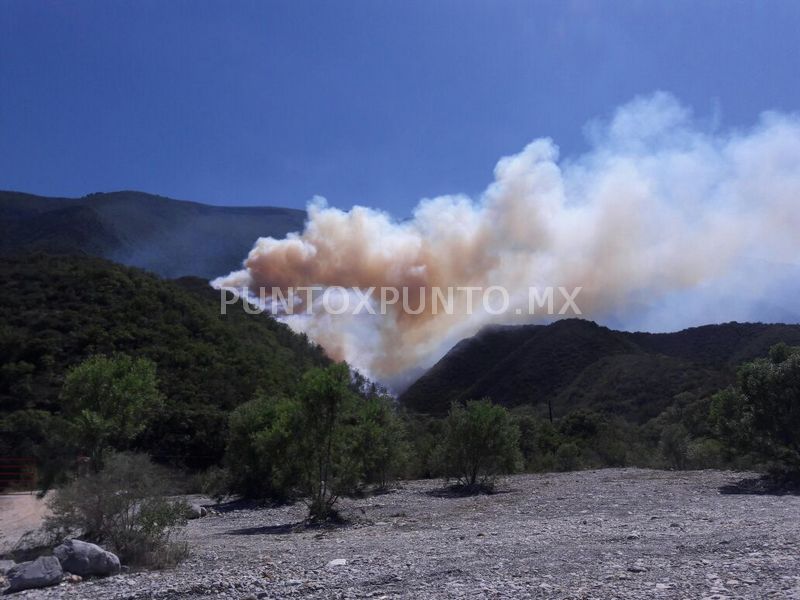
214, 93, 800, 388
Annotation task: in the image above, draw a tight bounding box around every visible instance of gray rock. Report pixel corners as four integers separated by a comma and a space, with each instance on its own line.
6, 556, 63, 592
53, 539, 120, 577
0, 559, 15, 575
187, 503, 208, 519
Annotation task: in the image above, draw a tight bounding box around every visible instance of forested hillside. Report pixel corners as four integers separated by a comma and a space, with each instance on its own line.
400, 319, 800, 420
0, 254, 328, 467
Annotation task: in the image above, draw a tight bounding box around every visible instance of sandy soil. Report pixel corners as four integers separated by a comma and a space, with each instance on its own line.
0, 493, 51, 556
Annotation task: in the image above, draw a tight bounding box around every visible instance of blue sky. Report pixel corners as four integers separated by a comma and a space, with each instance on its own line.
1, 1, 799, 215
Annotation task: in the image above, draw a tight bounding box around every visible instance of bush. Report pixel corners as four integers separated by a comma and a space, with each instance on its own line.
686, 437, 725, 469
659, 423, 690, 469
226, 394, 298, 501
403, 413, 444, 479
555, 442, 581, 471
711, 344, 800, 475
193, 465, 231, 503
436, 398, 521, 491
357, 395, 410, 490
224, 364, 410, 520
46, 452, 188, 568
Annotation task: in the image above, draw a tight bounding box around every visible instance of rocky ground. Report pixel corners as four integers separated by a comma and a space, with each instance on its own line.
3, 469, 800, 599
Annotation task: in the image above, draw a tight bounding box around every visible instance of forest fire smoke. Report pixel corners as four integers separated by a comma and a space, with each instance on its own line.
214, 93, 800, 388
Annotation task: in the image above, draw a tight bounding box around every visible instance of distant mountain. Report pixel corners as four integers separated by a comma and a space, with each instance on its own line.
399, 319, 800, 421
0, 190, 305, 278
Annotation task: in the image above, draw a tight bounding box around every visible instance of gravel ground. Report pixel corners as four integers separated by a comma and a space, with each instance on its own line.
5, 468, 800, 599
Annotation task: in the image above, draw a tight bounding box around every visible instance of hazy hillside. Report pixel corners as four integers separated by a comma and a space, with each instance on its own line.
0, 190, 306, 278
399, 319, 800, 420
0, 254, 328, 467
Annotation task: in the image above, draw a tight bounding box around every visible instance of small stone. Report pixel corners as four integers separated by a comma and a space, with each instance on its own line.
655, 583, 672, 590
66, 574, 83, 584
628, 565, 648, 573
326, 558, 347, 568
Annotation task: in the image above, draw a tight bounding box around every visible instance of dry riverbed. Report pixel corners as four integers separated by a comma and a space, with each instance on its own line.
3, 469, 800, 599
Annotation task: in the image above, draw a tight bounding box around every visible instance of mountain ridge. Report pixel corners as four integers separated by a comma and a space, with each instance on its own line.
399, 318, 800, 420
0, 190, 306, 278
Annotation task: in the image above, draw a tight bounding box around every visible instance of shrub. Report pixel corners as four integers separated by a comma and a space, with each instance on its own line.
194, 465, 231, 504
436, 398, 521, 491
555, 442, 581, 471
403, 413, 444, 479
711, 344, 800, 475
686, 437, 725, 469
226, 394, 299, 501
224, 364, 409, 521
659, 423, 690, 470
357, 395, 410, 490
46, 452, 188, 568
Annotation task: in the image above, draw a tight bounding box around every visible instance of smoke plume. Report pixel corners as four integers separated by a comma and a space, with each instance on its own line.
214, 93, 800, 388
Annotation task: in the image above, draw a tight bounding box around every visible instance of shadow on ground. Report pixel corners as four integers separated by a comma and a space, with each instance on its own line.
719, 475, 800, 496
225, 522, 306, 536
425, 485, 517, 498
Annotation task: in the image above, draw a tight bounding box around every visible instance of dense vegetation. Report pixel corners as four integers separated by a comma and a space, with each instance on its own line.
400, 319, 800, 420
711, 343, 800, 479
0, 254, 328, 473
3, 252, 800, 507
225, 364, 408, 521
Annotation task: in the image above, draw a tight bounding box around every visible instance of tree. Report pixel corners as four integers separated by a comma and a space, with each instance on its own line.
226, 393, 299, 500
711, 344, 800, 475
224, 363, 407, 521
60, 355, 163, 467
356, 395, 409, 490
294, 363, 364, 521
437, 398, 521, 491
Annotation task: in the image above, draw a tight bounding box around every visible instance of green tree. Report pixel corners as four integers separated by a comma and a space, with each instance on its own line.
60, 355, 163, 467
226, 393, 299, 500
711, 344, 800, 474
357, 395, 409, 489
294, 363, 363, 521
437, 398, 521, 491
659, 423, 689, 469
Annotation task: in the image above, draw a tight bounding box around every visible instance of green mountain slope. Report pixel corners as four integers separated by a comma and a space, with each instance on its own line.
0, 190, 305, 278
0, 254, 328, 466
399, 319, 800, 421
